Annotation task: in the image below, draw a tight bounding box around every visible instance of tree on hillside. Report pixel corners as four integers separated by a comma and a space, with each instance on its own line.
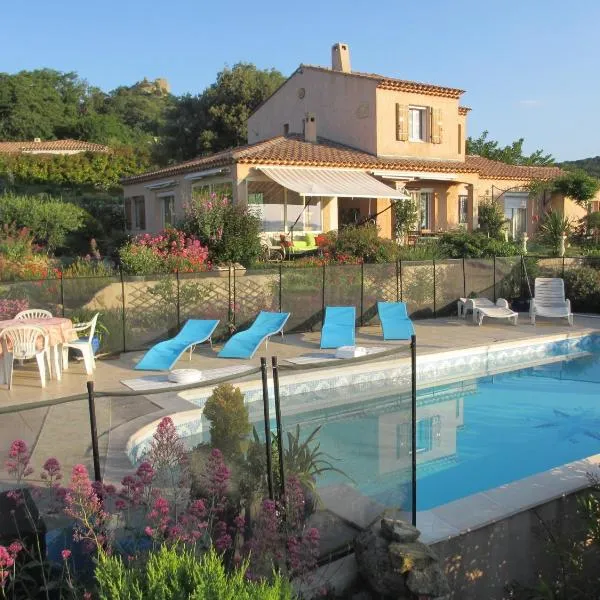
560, 156, 600, 178
159, 63, 285, 163
0, 69, 173, 148
0, 69, 90, 140
466, 130, 555, 165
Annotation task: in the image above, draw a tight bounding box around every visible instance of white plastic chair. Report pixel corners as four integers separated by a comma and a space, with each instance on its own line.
14, 309, 53, 320
530, 278, 573, 326
0, 325, 51, 389
62, 313, 99, 375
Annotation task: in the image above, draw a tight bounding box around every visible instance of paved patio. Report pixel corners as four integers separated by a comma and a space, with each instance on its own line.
0, 314, 598, 489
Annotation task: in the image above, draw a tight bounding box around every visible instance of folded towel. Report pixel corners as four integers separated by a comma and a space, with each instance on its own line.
335, 346, 368, 359
168, 369, 204, 384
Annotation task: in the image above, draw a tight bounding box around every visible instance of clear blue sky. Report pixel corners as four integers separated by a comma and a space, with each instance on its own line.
3, 0, 598, 161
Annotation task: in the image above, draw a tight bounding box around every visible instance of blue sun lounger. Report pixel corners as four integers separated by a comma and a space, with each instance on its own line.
218, 311, 290, 359
320, 306, 356, 349
135, 319, 220, 371
377, 301, 415, 340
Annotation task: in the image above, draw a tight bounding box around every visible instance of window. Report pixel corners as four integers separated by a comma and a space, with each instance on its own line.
161, 194, 175, 227
409, 107, 427, 141
247, 181, 284, 231
124, 198, 132, 230
458, 195, 468, 225
133, 196, 146, 230
191, 181, 233, 201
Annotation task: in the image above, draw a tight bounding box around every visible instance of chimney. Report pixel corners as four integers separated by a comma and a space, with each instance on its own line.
332, 42, 351, 73
304, 113, 317, 143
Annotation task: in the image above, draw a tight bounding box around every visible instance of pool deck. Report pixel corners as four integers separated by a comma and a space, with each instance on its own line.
1, 314, 599, 545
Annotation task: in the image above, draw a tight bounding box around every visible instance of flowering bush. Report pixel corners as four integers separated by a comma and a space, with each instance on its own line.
1, 414, 320, 597
0, 298, 29, 320
182, 193, 262, 267
119, 228, 209, 274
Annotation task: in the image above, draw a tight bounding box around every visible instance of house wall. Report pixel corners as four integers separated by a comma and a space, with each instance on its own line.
247, 69, 379, 154
375, 88, 465, 161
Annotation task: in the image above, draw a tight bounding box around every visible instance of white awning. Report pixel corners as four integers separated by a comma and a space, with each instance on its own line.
259, 167, 410, 200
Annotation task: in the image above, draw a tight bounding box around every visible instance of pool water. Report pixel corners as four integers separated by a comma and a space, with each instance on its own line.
280, 347, 600, 512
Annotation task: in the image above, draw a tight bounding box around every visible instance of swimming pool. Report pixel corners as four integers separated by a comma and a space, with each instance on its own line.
277, 339, 600, 513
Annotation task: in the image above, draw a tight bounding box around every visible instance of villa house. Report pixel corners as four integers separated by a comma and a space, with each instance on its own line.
122, 43, 594, 240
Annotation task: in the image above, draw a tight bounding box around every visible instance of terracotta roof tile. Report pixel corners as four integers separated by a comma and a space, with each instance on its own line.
301, 65, 465, 99
465, 155, 562, 180
458, 106, 471, 115
0, 139, 110, 154
122, 136, 562, 184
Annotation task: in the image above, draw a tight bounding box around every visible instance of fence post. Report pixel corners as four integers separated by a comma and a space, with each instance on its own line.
493, 255, 497, 303
462, 257, 466, 299
233, 267, 237, 328
86, 381, 102, 482
60, 268, 65, 318
321, 264, 326, 328
360, 262, 364, 327
562, 255, 565, 279
395, 259, 400, 302
432, 259, 436, 318
119, 266, 126, 353
260, 358, 275, 500
278, 264, 283, 313
410, 334, 417, 527
228, 266, 233, 329
271, 356, 286, 502
399, 260, 403, 302
176, 269, 181, 329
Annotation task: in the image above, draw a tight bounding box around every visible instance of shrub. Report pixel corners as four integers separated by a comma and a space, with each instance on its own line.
119, 228, 209, 274
318, 223, 399, 264
439, 231, 521, 258
95, 546, 295, 600
62, 256, 116, 278
564, 266, 600, 313
203, 384, 251, 461
182, 193, 262, 267
392, 196, 419, 242
0, 193, 88, 252
477, 199, 506, 239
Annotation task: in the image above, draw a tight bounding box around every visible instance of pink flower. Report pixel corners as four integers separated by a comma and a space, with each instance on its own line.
144, 526, 154, 537
61, 549, 72, 560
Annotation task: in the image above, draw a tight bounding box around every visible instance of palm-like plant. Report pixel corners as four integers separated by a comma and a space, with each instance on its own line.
538, 211, 573, 256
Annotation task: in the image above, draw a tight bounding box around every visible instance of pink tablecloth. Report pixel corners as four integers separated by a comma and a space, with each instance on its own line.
0, 317, 77, 353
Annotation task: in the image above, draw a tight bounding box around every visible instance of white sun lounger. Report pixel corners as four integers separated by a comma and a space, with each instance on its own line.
530, 278, 573, 326
474, 299, 518, 326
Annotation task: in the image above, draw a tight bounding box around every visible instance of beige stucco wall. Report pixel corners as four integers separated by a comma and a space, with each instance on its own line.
375, 88, 465, 161
123, 169, 239, 234
247, 69, 379, 154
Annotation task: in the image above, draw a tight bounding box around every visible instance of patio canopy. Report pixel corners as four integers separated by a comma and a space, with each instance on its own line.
259, 166, 410, 199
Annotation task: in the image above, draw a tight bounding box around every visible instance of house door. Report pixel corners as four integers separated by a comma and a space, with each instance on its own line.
504, 194, 528, 239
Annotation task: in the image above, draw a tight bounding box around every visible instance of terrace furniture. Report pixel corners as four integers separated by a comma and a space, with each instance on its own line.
218, 311, 290, 359
320, 306, 356, 349
377, 301, 415, 340
474, 299, 519, 326
259, 234, 285, 262
458, 297, 498, 322
135, 319, 220, 371
15, 309, 53, 320
0, 316, 76, 383
0, 325, 51, 389
61, 313, 100, 376
530, 278, 573, 326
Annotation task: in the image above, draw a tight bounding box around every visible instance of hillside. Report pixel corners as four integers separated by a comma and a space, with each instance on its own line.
560, 156, 600, 178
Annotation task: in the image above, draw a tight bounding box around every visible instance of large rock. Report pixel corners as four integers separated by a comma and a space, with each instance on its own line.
381, 518, 421, 544
354, 518, 450, 599
407, 562, 451, 598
